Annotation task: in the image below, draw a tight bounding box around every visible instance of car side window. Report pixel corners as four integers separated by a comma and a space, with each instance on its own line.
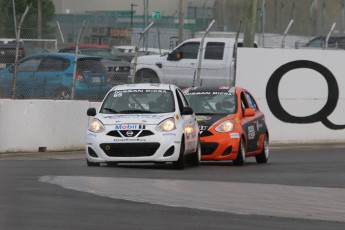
38, 57, 70, 71
17, 57, 41, 72
244, 91, 258, 112
240, 92, 250, 115
175, 42, 200, 59
204, 42, 224, 60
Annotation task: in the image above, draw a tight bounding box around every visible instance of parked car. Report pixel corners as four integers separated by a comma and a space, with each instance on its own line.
0, 43, 49, 69
0, 53, 111, 101
304, 35, 345, 49
59, 44, 131, 85
86, 83, 200, 169
184, 86, 269, 165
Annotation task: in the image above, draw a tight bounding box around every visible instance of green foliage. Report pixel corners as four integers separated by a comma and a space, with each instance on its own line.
0, 0, 55, 38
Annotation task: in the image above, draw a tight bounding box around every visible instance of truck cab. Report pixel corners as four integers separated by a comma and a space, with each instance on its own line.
132, 37, 243, 88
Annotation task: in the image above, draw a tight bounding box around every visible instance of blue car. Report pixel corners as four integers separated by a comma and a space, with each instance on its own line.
0, 53, 112, 101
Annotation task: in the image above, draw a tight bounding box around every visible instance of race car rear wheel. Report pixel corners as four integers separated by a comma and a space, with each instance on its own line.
255, 134, 269, 163
173, 138, 185, 169
233, 137, 246, 166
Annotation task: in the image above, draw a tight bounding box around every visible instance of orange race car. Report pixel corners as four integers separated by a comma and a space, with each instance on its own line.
184, 86, 269, 165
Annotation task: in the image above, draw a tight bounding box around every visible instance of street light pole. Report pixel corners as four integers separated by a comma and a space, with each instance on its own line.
131, 3, 138, 28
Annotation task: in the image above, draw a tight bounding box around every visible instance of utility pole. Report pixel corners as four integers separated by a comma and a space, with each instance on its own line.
37, 0, 42, 39
244, 0, 258, 47
131, 3, 138, 28
178, 0, 184, 44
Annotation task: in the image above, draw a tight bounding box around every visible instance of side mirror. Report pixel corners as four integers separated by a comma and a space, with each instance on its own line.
244, 108, 255, 117
182, 106, 194, 115
167, 51, 183, 61
87, 108, 97, 116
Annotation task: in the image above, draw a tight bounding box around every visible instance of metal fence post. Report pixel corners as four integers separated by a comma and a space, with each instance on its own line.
195, 19, 215, 87
131, 21, 154, 83
71, 20, 86, 100
11, 6, 29, 99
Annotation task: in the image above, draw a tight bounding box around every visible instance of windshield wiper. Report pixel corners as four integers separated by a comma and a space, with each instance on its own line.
119, 109, 154, 114
101, 108, 118, 114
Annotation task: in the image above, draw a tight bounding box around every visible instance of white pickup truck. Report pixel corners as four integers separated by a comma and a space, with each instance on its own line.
131, 37, 252, 88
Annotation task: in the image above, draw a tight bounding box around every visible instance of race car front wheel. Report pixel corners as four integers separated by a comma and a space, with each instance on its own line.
233, 137, 246, 166
188, 138, 200, 167
173, 138, 185, 169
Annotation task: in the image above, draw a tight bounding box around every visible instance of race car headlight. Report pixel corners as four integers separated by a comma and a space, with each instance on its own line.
156, 118, 176, 132
88, 118, 105, 133
215, 120, 234, 133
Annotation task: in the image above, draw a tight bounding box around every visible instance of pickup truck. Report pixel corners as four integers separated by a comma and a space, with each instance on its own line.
131, 37, 253, 88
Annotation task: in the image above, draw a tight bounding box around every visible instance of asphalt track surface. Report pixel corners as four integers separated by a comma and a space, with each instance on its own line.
1, 143, 345, 230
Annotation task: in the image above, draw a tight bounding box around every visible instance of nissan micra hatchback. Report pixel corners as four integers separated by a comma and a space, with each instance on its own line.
86, 83, 200, 169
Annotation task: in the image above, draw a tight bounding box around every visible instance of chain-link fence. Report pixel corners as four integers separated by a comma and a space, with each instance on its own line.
2, 0, 345, 101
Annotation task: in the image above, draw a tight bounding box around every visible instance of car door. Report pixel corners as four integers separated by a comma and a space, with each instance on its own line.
200, 42, 229, 87
164, 42, 200, 87
13, 56, 42, 98
34, 56, 69, 98
176, 88, 198, 153
240, 91, 261, 152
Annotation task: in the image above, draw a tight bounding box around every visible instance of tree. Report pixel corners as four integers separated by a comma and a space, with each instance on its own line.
0, 0, 55, 38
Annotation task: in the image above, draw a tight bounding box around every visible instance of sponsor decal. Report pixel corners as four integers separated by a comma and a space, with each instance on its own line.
230, 133, 240, 138
174, 141, 181, 144
175, 114, 180, 120
88, 133, 97, 137
199, 125, 208, 131
196, 116, 211, 121
185, 92, 234, 96
86, 142, 93, 145
248, 126, 256, 140
114, 124, 145, 130
162, 133, 177, 136
110, 114, 166, 119
114, 138, 147, 142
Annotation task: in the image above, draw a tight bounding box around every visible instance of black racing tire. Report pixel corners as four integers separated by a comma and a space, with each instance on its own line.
256, 134, 269, 163
188, 137, 201, 167
173, 138, 185, 170
55, 88, 71, 100
134, 69, 160, 83
86, 159, 100, 167
233, 137, 246, 166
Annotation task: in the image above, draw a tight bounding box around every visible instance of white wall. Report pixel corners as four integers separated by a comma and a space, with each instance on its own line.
237, 48, 345, 143
0, 99, 100, 153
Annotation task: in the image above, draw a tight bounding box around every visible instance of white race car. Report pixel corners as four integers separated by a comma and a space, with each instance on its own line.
86, 83, 200, 169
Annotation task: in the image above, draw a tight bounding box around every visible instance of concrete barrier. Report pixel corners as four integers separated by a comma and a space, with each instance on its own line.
0, 99, 100, 153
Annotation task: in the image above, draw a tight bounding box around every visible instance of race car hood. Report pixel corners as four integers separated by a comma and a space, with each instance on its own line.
196, 114, 233, 130
98, 113, 173, 125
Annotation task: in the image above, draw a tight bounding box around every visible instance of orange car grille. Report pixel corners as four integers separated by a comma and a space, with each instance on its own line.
201, 142, 218, 155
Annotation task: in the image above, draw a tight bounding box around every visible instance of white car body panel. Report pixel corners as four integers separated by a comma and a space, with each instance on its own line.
86, 83, 199, 164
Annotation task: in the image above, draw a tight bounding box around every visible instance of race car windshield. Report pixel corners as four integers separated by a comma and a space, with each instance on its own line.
100, 89, 175, 114
185, 92, 237, 115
